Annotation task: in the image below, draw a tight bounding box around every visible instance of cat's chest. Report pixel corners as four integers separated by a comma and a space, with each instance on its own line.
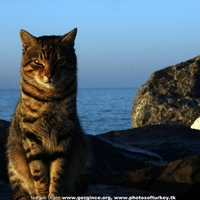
19, 101, 73, 136
19, 101, 74, 152
38, 109, 70, 132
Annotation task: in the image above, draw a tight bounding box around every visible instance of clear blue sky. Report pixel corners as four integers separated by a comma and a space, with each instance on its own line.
1, 1, 200, 89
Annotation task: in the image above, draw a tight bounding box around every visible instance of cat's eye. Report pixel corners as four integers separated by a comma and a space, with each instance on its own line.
31, 60, 43, 70
34, 60, 43, 65
56, 58, 66, 65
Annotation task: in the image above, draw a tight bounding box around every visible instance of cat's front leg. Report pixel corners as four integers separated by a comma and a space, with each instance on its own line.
48, 155, 67, 197
23, 134, 49, 197
28, 159, 49, 198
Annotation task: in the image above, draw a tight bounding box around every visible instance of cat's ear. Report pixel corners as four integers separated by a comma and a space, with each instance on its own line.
20, 30, 37, 50
61, 28, 77, 46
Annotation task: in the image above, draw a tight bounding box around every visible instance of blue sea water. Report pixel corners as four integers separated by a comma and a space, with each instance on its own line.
0, 88, 138, 135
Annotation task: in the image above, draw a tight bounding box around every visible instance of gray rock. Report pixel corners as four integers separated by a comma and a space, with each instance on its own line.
132, 55, 200, 128
0, 180, 13, 200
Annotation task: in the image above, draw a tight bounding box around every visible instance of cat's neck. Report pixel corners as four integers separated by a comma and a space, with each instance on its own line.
20, 77, 77, 103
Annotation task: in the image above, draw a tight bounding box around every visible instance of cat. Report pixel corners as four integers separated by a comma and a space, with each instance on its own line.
7, 28, 92, 199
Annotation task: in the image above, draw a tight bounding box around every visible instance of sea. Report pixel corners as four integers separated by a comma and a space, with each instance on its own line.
0, 88, 138, 135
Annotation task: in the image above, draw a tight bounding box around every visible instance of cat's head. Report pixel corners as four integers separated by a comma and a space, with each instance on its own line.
20, 28, 77, 90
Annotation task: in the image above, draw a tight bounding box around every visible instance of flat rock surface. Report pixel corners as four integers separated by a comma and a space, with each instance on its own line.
98, 124, 200, 162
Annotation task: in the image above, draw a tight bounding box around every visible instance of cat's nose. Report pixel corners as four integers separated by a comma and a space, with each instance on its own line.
45, 72, 52, 80
44, 67, 55, 81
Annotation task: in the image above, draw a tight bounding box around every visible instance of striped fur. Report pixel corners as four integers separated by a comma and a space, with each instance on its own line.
7, 29, 92, 199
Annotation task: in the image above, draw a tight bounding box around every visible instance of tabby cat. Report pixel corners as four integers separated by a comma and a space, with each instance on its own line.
7, 28, 91, 199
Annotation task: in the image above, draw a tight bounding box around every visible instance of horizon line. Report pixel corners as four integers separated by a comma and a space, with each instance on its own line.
0, 86, 140, 90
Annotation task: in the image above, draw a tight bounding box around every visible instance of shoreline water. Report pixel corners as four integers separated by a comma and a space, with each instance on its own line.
0, 88, 137, 135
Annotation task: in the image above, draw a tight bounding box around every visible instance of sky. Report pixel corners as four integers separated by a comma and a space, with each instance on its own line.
1, 1, 200, 89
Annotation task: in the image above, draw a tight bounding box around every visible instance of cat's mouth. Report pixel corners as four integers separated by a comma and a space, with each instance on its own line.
34, 76, 55, 89
46, 78, 53, 83
44, 80, 56, 88
43, 78, 65, 89
36, 76, 68, 89
44, 76, 57, 85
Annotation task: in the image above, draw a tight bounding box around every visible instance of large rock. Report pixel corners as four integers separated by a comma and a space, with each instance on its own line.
89, 135, 155, 183
99, 124, 200, 162
98, 125, 200, 199
132, 55, 200, 128
102, 155, 200, 198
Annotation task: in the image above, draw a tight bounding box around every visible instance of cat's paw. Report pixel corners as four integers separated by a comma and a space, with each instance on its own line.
12, 193, 30, 200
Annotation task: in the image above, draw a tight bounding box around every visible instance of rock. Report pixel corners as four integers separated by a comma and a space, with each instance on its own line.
0, 120, 9, 183
131, 55, 200, 128
86, 134, 160, 184
93, 124, 200, 197
0, 180, 13, 200
98, 124, 200, 162
150, 155, 200, 196
191, 117, 200, 130
88, 184, 162, 196
97, 125, 200, 198
176, 184, 200, 200
103, 155, 200, 198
